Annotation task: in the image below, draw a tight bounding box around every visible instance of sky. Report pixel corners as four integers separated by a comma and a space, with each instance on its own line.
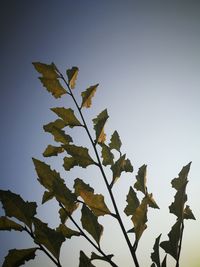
0, 0, 200, 266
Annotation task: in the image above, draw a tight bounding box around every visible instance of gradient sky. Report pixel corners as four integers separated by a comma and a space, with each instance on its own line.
1, 1, 200, 266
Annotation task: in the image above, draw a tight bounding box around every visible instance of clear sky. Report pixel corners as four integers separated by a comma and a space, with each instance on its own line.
0, 1, 200, 266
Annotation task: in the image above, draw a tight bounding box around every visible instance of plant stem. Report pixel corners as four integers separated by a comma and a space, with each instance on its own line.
176, 221, 184, 267
59, 203, 118, 267
60, 74, 139, 267
24, 227, 61, 267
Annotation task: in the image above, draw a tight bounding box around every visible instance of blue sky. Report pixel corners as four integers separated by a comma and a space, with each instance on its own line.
1, 1, 200, 266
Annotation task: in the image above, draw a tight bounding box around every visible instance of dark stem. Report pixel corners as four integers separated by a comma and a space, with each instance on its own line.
176, 220, 184, 267
24, 226, 61, 267
60, 73, 139, 267
59, 203, 118, 267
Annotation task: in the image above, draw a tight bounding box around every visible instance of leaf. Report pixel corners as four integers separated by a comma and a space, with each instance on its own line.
161, 255, 167, 267
2, 248, 37, 267
42, 191, 54, 204
33, 158, 77, 214
169, 182, 187, 218
131, 197, 148, 242
111, 154, 133, 185
147, 193, 159, 209
151, 234, 161, 267
124, 187, 140, 216
56, 224, 80, 239
81, 205, 103, 245
183, 205, 196, 220
43, 119, 66, 132
43, 145, 64, 157
51, 107, 82, 128
44, 125, 73, 145
101, 144, 114, 166
0, 217, 23, 232
134, 164, 147, 195
33, 62, 59, 79
63, 145, 95, 170
67, 67, 79, 89
81, 84, 98, 108
74, 178, 111, 216
160, 219, 182, 260
93, 109, 109, 144
79, 251, 96, 267
91, 252, 114, 262
59, 208, 68, 224
109, 131, 122, 152
39, 78, 67, 98
33, 218, 65, 259
33, 62, 66, 98
171, 162, 191, 190
0, 190, 37, 228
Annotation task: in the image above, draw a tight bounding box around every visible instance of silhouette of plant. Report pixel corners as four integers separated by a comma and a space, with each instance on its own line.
0, 62, 196, 267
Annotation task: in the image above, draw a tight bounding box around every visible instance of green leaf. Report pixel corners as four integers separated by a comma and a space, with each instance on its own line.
81, 205, 103, 245
43, 145, 64, 157
134, 164, 147, 195
33, 218, 65, 260
109, 131, 122, 152
43, 119, 66, 132
0, 190, 37, 228
124, 187, 140, 216
66, 66, 79, 89
74, 178, 111, 216
91, 252, 114, 262
63, 145, 95, 170
131, 196, 148, 242
79, 251, 96, 267
81, 84, 98, 108
33, 62, 66, 98
160, 219, 182, 260
111, 154, 133, 185
51, 107, 82, 128
93, 109, 109, 144
33, 158, 77, 214
101, 144, 114, 166
151, 234, 161, 267
42, 191, 54, 204
2, 248, 37, 267
56, 224, 80, 239
147, 193, 159, 209
0, 217, 23, 232
183, 205, 196, 220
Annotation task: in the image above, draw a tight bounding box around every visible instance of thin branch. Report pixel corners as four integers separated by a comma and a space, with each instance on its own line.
59, 202, 118, 267
59, 72, 139, 267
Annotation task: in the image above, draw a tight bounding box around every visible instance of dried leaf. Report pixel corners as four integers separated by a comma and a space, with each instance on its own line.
134, 164, 147, 195
151, 234, 161, 267
2, 248, 37, 267
109, 131, 122, 152
147, 193, 159, 209
183, 205, 196, 220
56, 224, 80, 239
43, 119, 66, 132
0, 190, 37, 228
42, 191, 54, 204
63, 145, 95, 169
51, 107, 82, 128
33, 218, 65, 259
93, 109, 109, 144
81, 205, 103, 245
79, 251, 96, 267
74, 178, 111, 216
124, 187, 140, 216
81, 84, 98, 108
91, 252, 114, 262
101, 144, 114, 166
66, 67, 79, 89
43, 145, 64, 157
0, 217, 23, 232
